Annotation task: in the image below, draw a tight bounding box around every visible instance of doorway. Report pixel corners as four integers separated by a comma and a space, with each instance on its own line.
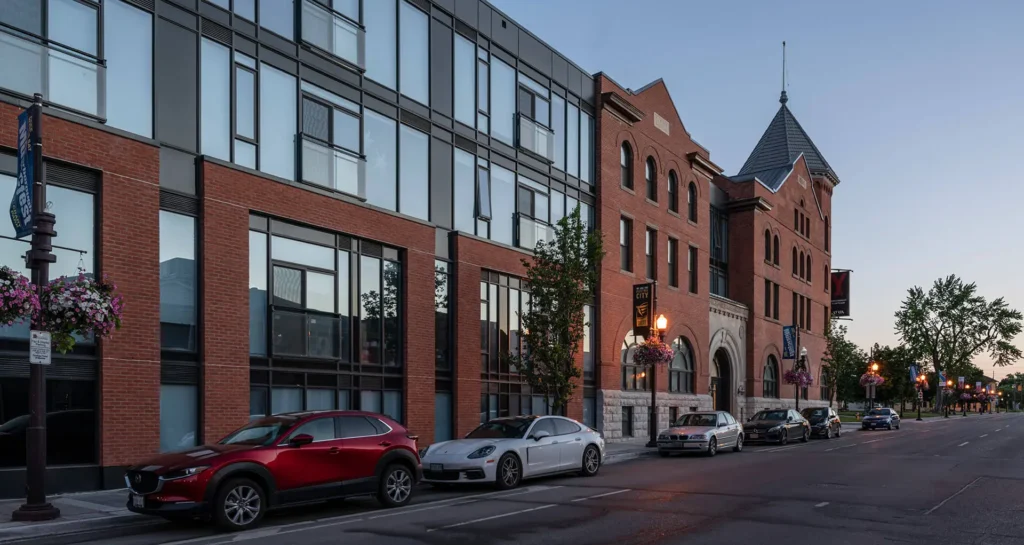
711, 349, 731, 412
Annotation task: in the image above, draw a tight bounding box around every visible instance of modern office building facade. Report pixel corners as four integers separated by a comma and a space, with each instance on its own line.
0, 0, 839, 497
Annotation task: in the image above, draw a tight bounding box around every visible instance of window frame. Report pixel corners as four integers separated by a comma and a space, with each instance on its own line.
763, 356, 779, 398
667, 237, 678, 288
620, 142, 633, 189
645, 157, 657, 201
645, 227, 656, 280
687, 183, 698, 222
688, 245, 698, 294
669, 337, 695, 394
620, 217, 633, 272
668, 171, 678, 212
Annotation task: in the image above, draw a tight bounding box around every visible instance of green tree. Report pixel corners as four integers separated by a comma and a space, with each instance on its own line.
821, 318, 867, 408
508, 206, 604, 414
873, 344, 925, 415
894, 275, 1022, 409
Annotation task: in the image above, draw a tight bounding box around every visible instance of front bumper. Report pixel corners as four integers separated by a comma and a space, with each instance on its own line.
420, 458, 496, 484
657, 439, 710, 452
126, 494, 208, 518
810, 424, 831, 436
862, 419, 891, 429
743, 429, 784, 443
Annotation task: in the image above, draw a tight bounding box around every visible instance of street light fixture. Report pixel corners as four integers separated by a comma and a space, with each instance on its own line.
646, 314, 668, 448
915, 373, 927, 421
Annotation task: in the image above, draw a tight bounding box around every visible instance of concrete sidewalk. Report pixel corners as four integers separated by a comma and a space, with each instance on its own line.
0, 489, 160, 544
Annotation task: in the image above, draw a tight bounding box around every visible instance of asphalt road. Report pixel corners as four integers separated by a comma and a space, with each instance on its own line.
68, 413, 1024, 545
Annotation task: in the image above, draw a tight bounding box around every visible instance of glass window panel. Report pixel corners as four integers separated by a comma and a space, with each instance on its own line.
490, 165, 515, 245
551, 190, 565, 224
535, 97, 549, 127
583, 305, 594, 374
201, 39, 231, 161
337, 390, 350, 410
399, 2, 429, 104
365, 0, 396, 89
160, 385, 197, 452
272, 387, 303, 414
535, 192, 549, 224
235, 52, 257, 70
580, 113, 592, 184
301, 81, 360, 112
476, 167, 491, 220
307, 389, 334, 410
302, 98, 331, 141
236, 67, 256, 139
434, 262, 449, 368
580, 202, 592, 232
104, 0, 152, 137
306, 271, 335, 313
291, 417, 335, 440
333, 109, 360, 152
235, 140, 257, 169
477, 59, 489, 115
272, 266, 303, 307
0, 0, 42, 34
50, 0, 96, 54
491, 59, 515, 145
454, 34, 476, 127
383, 391, 402, 422
364, 110, 397, 211
361, 390, 382, 413
260, 64, 298, 181
250, 388, 267, 419
552, 95, 565, 171
453, 148, 476, 232
567, 103, 579, 177
434, 392, 453, 442
335, 0, 359, 20
234, 0, 256, 21
159, 212, 197, 352
260, 0, 294, 40
398, 125, 429, 220
383, 261, 401, 366
249, 231, 268, 356
270, 236, 334, 269
338, 250, 351, 359
360, 256, 382, 364
206, 0, 229, 9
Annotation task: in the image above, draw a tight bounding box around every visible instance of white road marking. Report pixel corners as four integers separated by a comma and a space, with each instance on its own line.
570, 489, 631, 502
825, 443, 860, 452
861, 438, 885, 444
815, 502, 829, 508
925, 477, 983, 515
227, 519, 364, 542
427, 504, 556, 532
958, 442, 969, 447
995, 428, 1002, 432
980, 434, 988, 438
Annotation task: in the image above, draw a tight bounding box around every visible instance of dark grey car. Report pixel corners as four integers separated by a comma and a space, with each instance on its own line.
742, 409, 810, 444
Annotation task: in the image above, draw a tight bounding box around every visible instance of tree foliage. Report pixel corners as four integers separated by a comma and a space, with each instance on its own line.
873, 344, 925, 411
508, 207, 604, 413
821, 318, 867, 407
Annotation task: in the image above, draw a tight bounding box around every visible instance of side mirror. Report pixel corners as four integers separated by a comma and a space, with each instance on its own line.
289, 433, 314, 447
787, 416, 793, 422
718, 422, 728, 428
532, 430, 551, 441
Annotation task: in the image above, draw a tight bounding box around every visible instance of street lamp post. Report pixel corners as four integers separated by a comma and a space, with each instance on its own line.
646, 314, 668, 448
794, 347, 808, 411
944, 380, 953, 418
915, 373, 927, 421
866, 362, 880, 411
963, 385, 969, 416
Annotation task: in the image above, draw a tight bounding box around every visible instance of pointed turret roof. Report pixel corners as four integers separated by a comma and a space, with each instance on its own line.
735, 93, 839, 187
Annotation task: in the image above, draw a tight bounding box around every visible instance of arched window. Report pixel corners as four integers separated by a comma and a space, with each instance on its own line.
824, 216, 830, 252
668, 171, 679, 213
799, 251, 805, 279
773, 235, 780, 265
620, 143, 633, 189
687, 183, 697, 222
645, 157, 657, 201
792, 247, 798, 275
621, 330, 647, 391
763, 356, 779, 398
824, 265, 829, 292
669, 337, 695, 394
763, 230, 772, 262
820, 368, 833, 404
806, 255, 812, 284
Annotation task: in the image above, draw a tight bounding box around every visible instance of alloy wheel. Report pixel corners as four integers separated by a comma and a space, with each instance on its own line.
707, 437, 717, 457
386, 468, 412, 504
584, 447, 600, 474
825, 427, 832, 439
501, 456, 520, 487
224, 485, 261, 527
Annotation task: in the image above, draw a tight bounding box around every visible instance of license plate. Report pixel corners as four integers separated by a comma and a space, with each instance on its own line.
430, 464, 443, 471
131, 494, 144, 508
749, 433, 759, 439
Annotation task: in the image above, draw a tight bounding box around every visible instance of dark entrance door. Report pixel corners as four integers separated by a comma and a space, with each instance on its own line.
712, 349, 731, 412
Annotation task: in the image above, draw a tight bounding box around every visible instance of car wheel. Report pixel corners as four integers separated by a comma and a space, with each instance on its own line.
780, 430, 789, 446
895, 421, 900, 430
825, 427, 832, 440
377, 464, 414, 508
496, 453, 522, 490
801, 428, 810, 443
836, 425, 842, 438
733, 434, 743, 452
213, 478, 265, 531
581, 445, 601, 477
886, 422, 892, 430
706, 437, 718, 457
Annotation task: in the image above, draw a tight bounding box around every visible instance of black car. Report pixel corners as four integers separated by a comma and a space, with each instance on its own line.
801, 407, 841, 439
862, 408, 900, 430
742, 409, 810, 444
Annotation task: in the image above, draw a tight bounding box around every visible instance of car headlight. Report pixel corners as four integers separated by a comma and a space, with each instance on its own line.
160, 466, 210, 481
467, 446, 496, 459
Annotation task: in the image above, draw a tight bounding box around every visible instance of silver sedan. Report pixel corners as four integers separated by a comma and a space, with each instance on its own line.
656, 411, 744, 457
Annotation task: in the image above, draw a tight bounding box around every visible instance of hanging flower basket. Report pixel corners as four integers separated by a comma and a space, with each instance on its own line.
783, 369, 813, 387
0, 266, 38, 327
959, 393, 972, 401
860, 373, 885, 387
632, 337, 674, 367
38, 271, 124, 354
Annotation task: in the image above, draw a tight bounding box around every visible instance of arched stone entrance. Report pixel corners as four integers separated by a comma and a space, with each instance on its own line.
710, 348, 732, 412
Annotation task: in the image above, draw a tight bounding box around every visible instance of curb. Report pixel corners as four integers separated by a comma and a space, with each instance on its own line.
604, 450, 656, 465
0, 515, 163, 545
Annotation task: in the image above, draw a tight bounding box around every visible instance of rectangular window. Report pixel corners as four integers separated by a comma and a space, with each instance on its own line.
300, 82, 363, 196
235, 0, 256, 21
399, 125, 429, 220
668, 238, 678, 287
454, 34, 476, 127
365, 0, 397, 89
622, 406, 634, 437
235, 54, 258, 168
490, 165, 515, 246
260, 0, 295, 40
645, 228, 656, 280
477, 165, 492, 220
259, 64, 297, 181
301, 0, 364, 68
580, 112, 592, 184
709, 206, 729, 298
773, 282, 780, 319
399, 1, 429, 105
567, 103, 580, 177
249, 231, 268, 355
360, 256, 382, 364
364, 110, 397, 211
477, 49, 489, 133
792, 292, 798, 327
688, 246, 698, 294
806, 298, 812, 332
48, 0, 101, 116
435, 261, 451, 369
799, 294, 806, 329
583, 305, 595, 378
491, 58, 515, 145
583, 396, 596, 429
764, 279, 771, 318
160, 384, 198, 452
105, 0, 153, 137
552, 95, 566, 171
200, 38, 231, 161
453, 148, 476, 232
620, 217, 633, 272
434, 392, 453, 442
160, 212, 197, 352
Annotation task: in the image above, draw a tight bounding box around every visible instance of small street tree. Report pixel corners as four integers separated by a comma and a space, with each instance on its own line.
821, 318, 866, 408
894, 275, 1022, 410
508, 207, 604, 414
873, 344, 924, 416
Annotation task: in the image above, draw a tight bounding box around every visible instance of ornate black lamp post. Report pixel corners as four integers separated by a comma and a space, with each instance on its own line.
646, 314, 668, 448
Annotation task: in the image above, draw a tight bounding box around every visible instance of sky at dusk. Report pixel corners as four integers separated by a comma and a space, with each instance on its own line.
491, 0, 1024, 379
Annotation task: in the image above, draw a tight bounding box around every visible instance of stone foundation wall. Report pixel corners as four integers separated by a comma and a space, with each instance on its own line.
598, 389, 714, 441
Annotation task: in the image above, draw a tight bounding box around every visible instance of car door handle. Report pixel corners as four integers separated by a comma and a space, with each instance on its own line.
575, 437, 582, 442
379, 441, 391, 447
328, 447, 340, 455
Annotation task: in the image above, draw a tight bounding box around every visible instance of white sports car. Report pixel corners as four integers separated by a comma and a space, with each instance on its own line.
420, 415, 605, 489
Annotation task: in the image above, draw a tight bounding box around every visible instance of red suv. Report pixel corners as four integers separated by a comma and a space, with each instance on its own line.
125, 411, 421, 530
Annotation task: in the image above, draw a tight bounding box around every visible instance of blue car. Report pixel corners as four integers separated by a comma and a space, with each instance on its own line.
861, 408, 900, 430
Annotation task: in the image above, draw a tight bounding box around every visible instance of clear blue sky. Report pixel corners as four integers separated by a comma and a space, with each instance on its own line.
492, 0, 1024, 379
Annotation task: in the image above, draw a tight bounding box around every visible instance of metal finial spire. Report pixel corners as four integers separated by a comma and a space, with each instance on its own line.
780, 41, 788, 104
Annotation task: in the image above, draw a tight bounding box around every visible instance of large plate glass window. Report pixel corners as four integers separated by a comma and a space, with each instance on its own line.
301, 0, 364, 68
104, 0, 152, 137
398, 1, 429, 105
516, 74, 554, 162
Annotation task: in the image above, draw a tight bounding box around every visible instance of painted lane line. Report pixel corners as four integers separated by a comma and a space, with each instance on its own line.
925, 477, 983, 515
980, 434, 988, 438
824, 443, 860, 452
815, 502, 829, 508
571, 489, 631, 502
427, 504, 556, 532
227, 519, 364, 543
958, 442, 969, 447
860, 438, 885, 444
995, 428, 1002, 432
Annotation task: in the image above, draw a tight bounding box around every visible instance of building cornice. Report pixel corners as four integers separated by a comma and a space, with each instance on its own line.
710, 295, 749, 322
726, 196, 772, 213
687, 151, 723, 179
601, 91, 645, 125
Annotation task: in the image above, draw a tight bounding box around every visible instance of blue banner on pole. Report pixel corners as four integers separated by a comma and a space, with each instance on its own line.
938, 371, 946, 385
9, 108, 34, 239
910, 366, 918, 383
782, 326, 796, 360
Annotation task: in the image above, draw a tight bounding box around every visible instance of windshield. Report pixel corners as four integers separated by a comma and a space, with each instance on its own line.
674, 414, 718, 427
803, 409, 827, 418
754, 411, 788, 421
219, 417, 295, 446
0, 415, 28, 434
466, 419, 531, 439
868, 409, 888, 416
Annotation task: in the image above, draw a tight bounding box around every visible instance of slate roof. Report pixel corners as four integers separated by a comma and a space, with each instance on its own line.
735, 100, 839, 186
